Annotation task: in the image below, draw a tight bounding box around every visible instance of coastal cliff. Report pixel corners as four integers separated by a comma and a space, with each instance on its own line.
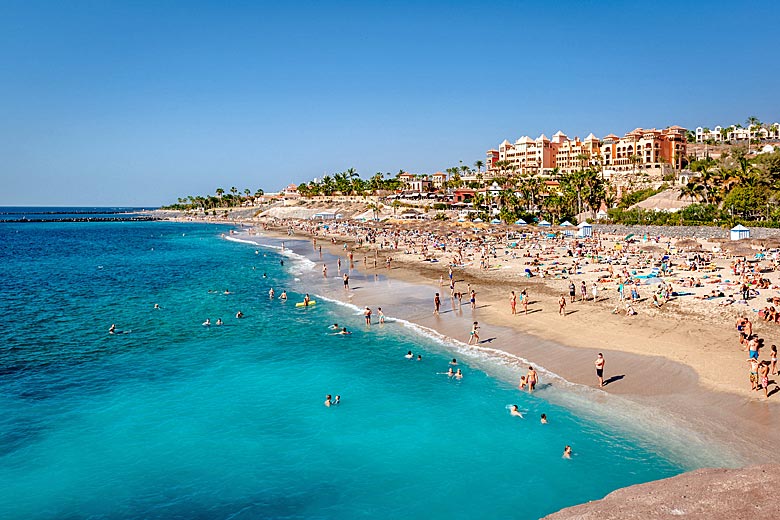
543, 464, 780, 519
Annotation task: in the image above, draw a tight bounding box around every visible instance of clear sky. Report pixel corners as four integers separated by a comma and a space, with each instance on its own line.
1, 0, 778, 206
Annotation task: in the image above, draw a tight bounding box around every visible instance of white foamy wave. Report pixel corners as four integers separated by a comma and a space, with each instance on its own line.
223, 235, 262, 247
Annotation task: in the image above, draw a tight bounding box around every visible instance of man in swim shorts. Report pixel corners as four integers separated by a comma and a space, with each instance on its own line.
595, 353, 605, 388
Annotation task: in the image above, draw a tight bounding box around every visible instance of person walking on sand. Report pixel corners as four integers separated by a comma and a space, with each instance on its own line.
343, 273, 349, 290
580, 280, 587, 302
470, 290, 476, 310
591, 282, 598, 303
595, 353, 605, 388
433, 293, 441, 315
568, 282, 576, 304
510, 291, 517, 315
770, 345, 778, 375
759, 361, 770, 399
468, 321, 480, 345
748, 357, 760, 391
558, 294, 566, 316
521, 289, 529, 315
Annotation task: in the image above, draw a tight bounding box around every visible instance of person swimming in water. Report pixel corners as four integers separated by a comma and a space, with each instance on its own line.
235, 311, 244, 319
337, 327, 351, 335
563, 445, 572, 458
216, 318, 223, 326
333, 395, 340, 405
417, 354, 422, 361
450, 358, 458, 365
108, 324, 116, 334
202, 319, 211, 326
454, 368, 463, 379
405, 351, 413, 359
269, 288, 275, 298
509, 405, 524, 418
153, 303, 160, 309
279, 290, 287, 300
324, 395, 332, 407
540, 414, 547, 424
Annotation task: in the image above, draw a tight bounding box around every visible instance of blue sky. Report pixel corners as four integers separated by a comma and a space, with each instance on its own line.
1, 0, 778, 206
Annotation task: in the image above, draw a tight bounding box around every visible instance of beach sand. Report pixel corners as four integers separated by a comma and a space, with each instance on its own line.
242, 219, 780, 467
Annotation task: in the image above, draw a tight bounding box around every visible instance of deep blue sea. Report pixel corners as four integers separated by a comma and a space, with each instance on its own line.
0, 215, 693, 519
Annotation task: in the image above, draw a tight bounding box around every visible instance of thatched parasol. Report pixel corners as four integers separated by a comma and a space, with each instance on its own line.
675, 238, 702, 250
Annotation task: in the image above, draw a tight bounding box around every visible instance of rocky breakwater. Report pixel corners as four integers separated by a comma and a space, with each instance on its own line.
543, 464, 780, 519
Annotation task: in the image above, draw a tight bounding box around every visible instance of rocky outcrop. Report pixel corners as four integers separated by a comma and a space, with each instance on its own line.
543, 464, 780, 520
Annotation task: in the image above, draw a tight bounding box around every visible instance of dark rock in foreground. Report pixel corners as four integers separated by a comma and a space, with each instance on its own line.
543, 464, 780, 520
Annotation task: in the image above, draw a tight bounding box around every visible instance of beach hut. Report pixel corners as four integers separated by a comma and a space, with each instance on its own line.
730, 224, 750, 241
577, 221, 593, 238
538, 220, 551, 227
514, 218, 527, 225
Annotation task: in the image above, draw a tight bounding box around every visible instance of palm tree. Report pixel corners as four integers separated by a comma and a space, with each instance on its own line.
474, 160, 484, 173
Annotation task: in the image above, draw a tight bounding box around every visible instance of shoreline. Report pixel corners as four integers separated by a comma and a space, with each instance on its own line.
223, 224, 775, 468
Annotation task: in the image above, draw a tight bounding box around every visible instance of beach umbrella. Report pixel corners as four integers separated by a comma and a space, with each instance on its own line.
473, 218, 483, 222
538, 220, 551, 227
624, 233, 635, 240
675, 238, 702, 250
559, 221, 573, 227
490, 218, 501, 224
457, 218, 466, 222
514, 218, 527, 225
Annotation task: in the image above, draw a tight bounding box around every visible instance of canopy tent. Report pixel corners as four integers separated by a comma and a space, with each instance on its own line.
577, 221, 593, 238
730, 224, 750, 241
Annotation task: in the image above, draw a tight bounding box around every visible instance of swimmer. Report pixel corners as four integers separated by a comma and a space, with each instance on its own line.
540, 413, 547, 424
235, 311, 244, 319
303, 294, 311, 306
417, 354, 422, 361
202, 318, 211, 326
262, 273, 267, 278
563, 445, 572, 459
509, 405, 524, 418
279, 290, 287, 300
454, 368, 463, 379
450, 358, 458, 365
324, 394, 332, 407
216, 318, 223, 326
439, 367, 454, 377
405, 351, 413, 359
224, 289, 231, 295
153, 303, 160, 309
518, 376, 527, 390
337, 327, 352, 335
334, 395, 340, 405
329, 323, 340, 330
108, 324, 116, 334
269, 288, 275, 298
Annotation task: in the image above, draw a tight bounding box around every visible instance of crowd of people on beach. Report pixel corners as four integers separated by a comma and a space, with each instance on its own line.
264, 214, 780, 400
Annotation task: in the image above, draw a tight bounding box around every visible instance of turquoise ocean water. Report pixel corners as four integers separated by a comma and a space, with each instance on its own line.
0, 217, 697, 519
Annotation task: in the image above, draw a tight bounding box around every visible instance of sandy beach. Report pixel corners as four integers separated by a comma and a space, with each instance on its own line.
215, 212, 780, 468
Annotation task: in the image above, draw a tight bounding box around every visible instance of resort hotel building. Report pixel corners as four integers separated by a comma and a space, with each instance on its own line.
486, 126, 688, 179
694, 123, 780, 144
